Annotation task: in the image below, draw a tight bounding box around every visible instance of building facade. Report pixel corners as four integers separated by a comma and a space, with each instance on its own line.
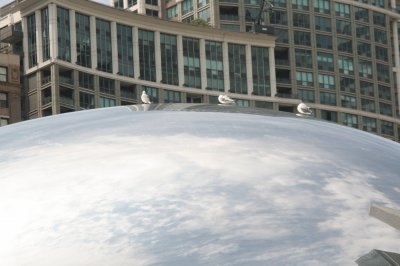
0, 0, 400, 141
139, 0, 400, 141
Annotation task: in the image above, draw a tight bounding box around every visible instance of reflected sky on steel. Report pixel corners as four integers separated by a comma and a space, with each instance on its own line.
0, 104, 399, 265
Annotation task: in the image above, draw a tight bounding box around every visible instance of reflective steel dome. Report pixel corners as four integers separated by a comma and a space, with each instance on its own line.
0, 104, 399, 265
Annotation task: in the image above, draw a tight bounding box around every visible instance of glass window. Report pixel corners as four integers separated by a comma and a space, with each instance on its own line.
41, 7, 50, 61
337, 38, 352, 53
336, 20, 351, 35
99, 77, 115, 95
314, 0, 330, 14
338, 56, 354, 75
79, 92, 95, 109
359, 60, 372, 79
360, 81, 374, 97
139, 29, 156, 82
362, 117, 377, 132
128, 0, 137, 7
274, 0, 287, 8
205, 40, 224, 91
167, 6, 178, 19
199, 8, 210, 21
198, 0, 209, 8
228, 43, 247, 94
374, 29, 387, 44
270, 10, 287, 25
372, 0, 384, 7
334, 3, 350, 18
315, 16, 331, 32
340, 77, 355, 93
295, 49, 312, 68
296, 71, 313, 86
0, 67, 7, 82
117, 24, 134, 77
164, 90, 181, 103
0, 92, 8, 108
294, 31, 311, 46
220, 6, 238, 21
57, 7, 71, 62
143, 86, 159, 103
297, 89, 315, 103
377, 64, 390, 83
342, 113, 358, 128
220, 24, 240, 31
292, 0, 308, 10
357, 42, 371, 57
146, 9, 159, 17
317, 52, 334, 71
274, 28, 289, 43
145, 0, 158, 5
293, 13, 309, 28
373, 12, 385, 27
245, 8, 258, 22
160, 33, 179, 85
375, 46, 388, 61
99, 96, 116, 108
236, 99, 250, 107
356, 24, 370, 40
255, 101, 273, 109
320, 92, 336, 105
76, 13, 91, 67
27, 13, 37, 67
183, 37, 201, 89
79, 72, 94, 90
361, 98, 375, 113
381, 121, 394, 136
252, 46, 270, 96
96, 18, 112, 73
114, 0, 124, 8
355, 7, 368, 22
318, 74, 335, 89
182, 0, 193, 15
379, 102, 392, 116
378, 84, 391, 100
321, 110, 337, 122
341, 95, 356, 109
316, 34, 332, 49
120, 84, 136, 99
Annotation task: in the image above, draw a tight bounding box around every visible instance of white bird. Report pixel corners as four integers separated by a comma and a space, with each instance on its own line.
297, 102, 312, 115
141, 91, 151, 104
218, 94, 235, 105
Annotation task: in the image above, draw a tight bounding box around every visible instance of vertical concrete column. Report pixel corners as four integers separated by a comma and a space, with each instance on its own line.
70, 10, 77, 64
90, 16, 97, 70
222, 41, 230, 93
392, 20, 400, 116
48, 3, 58, 60
94, 75, 100, 108
51, 64, 59, 114
35, 10, 43, 64
245, 44, 253, 95
177, 35, 184, 86
269, 47, 276, 97
133, 27, 140, 79
111, 21, 118, 74
22, 17, 29, 72
73, 70, 79, 110
199, 38, 207, 90
155, 31, 162, 83
123, 0, 128, 9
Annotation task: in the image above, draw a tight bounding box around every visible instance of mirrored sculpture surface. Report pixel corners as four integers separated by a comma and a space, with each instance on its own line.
0, 104, 399, 265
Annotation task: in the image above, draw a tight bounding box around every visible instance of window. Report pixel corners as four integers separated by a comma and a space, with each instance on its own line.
146, 9, 158, 17
167, 6, 178, 19
0, 92, 8, 108
228, 43, 247, 94
27, 13, 37, 67
183, 37, 201, 89
341, 95, 356, 109
160, 33, 179, 85
296, 71, 313, 87
274, 28, 289, 43
357, 42, 371, 57
117, 24, 134, 77
205, 40, 224, 91
334, 3, 350, 18
114, 0, 124, 8
374, 29, 387, 44
139, 29, 156, 82
252, 46, 270, 96
356, 24, 370, 40
79, 72, 94, 90
297, 89, 315, 103
360, 81, 374, 97
340, 77, 355, 93
145, 0, 158, 5
79, 92, 95, 109
164, 90, 181, 103
317, 52, 333, 71
295, 49, 312, 68
41, 7, 50, 61
372, 0, 384, 7
120, 84, 136, 99
381, 121, 394, 136
255, 101, 273, 109
293, 13, 309, 28
379, 102, 392, 116
76, 13, 91, 67
336, 20, 351, 35
377, 64, 390, 83
362, 117, 376, 132
99, 96, 115, 108
182, 0, 193, 15
294, 31, 311, 46
342, 113, 358, 128
0, 67, 7, 82
373, 12, 385, 27
57, 7, 71, 62
320, 92, 336, 105
274, 0, 287, 8
128, 0, 137, 7
198, 0, 209, 8
338, 56, 354, 75
245, 8, 258, 22
96, 18, 112, 73
292, 0, 308, 10
318, 74, 335, 89
220, 6, 238, 21
375, 46, 388, 61
236, 99, 250, 107
316, 34, 332, 49
361, 98, 375, 113
315, 16, 331, 32
220, 24, 240, 31
314, 0, 330, 14
378, 85, 391, 100
198, 8, 210, 21
359, 60, 372, 79
99, 77, 115, 95
143, 86, 159, 103
337, 38, 352, 53
321, 110, 337, 122
270, 10, 287, 25
355, 7, 368, 22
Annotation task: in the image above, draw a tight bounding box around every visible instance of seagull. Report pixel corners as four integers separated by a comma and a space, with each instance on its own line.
141, 91, 151, 104
218, 94, 235, 105
297, 102, 312, 115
